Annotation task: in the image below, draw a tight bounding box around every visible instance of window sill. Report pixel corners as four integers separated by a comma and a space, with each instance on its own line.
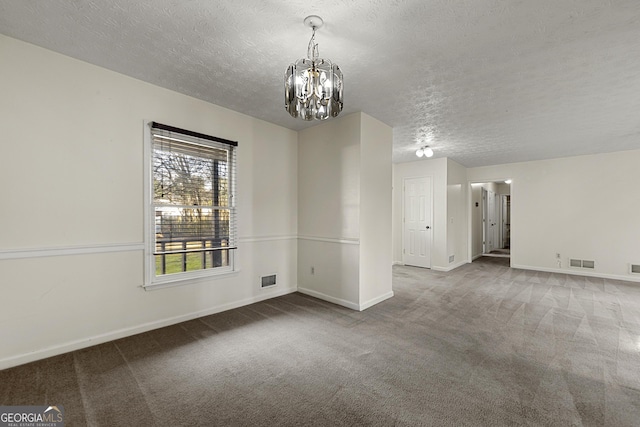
143, 268, 240, 291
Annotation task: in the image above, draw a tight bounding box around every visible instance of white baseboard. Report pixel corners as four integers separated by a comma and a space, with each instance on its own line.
511, 264, 640, 283
360, 291, 394, 311
297, 287, 394, 311
297, 287, 360, 311
432, 260, 468, 272
0, 286, 297, 371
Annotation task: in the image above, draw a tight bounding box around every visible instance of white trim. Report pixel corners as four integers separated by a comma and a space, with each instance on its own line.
392, 261, 404, 266
360, 291, 394, 311
0, 286, 297, 371
143, 267, 239, 290
297, 235, 360, 245
239, 235, 297, 243
0, 242, 144, 260
298, 287, 395, 312
143, 119, 154, 287
0, 235, 297, 261
297, 287, 360, 310
511, 264, 640, 283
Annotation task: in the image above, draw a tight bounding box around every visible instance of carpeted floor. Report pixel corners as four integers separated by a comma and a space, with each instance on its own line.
488, 248, 511, 256
2, 257, 640, 426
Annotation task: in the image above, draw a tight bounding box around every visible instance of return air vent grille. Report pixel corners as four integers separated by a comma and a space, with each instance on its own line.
570, 259, 595, 269
261, 274, 277, 288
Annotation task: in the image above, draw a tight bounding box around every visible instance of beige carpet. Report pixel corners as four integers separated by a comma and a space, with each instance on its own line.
2, 257, 640, 426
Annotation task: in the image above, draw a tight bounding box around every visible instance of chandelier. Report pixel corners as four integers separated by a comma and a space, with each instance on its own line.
416, 146, 434, 158
284, 15, 343, 120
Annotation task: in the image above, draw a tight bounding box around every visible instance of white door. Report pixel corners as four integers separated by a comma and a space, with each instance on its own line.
501, 195, 508, 248
482, 188, 487, 254
403, 177, 432, 268
502, 195, 511, 248
485, 189, 497, 253
493, 192, 501, 250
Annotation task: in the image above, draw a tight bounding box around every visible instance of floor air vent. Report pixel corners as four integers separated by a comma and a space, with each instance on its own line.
261, 274, 277, 288
570, 259, 595, 269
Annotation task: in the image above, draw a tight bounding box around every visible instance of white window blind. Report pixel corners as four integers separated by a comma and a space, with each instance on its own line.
150, 122, 237, 278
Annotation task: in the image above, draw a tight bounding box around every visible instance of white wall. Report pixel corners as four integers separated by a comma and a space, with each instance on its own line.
0, 35, 298, 369
468, 150, 640, 281
470, 184, 484, 258
496, 183, 511, 196
446, 159, 468, 268
392, 158, 448, 269
359, 114, 393, 307
395, 149, 640, 282
298, 112, 393, 309
297, 113, 361, 306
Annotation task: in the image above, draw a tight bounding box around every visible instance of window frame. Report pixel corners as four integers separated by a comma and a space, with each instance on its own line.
143, 120, 238, 289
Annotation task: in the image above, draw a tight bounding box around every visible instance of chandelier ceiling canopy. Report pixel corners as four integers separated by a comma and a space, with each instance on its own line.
284, 15, 343, 121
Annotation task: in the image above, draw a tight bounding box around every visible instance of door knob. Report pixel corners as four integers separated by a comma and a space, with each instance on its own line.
426, 226, 431, 229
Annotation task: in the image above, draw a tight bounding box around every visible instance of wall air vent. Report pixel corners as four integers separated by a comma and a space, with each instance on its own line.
570, 259, 595, 269
261, 274, 277, 288
631, 264, 640, 274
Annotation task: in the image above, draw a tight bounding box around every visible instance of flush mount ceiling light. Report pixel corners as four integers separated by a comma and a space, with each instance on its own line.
284, 15, 344, 120
416, 146, 434, 158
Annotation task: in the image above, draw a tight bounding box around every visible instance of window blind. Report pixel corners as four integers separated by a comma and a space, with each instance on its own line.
150, 122, 237, 276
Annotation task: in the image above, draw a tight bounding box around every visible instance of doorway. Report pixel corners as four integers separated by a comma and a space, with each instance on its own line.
402, 176, 432, 268
470, 181, 511, 261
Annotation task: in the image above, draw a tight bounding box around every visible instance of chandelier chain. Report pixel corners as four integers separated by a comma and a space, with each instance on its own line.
307, 27, 319, 61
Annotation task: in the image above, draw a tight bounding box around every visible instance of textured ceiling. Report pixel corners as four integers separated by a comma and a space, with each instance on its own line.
1, 0, 639, 167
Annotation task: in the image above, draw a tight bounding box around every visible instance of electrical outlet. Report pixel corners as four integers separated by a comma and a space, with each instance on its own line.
556, 253, 561, 259
311, 266, 315, 275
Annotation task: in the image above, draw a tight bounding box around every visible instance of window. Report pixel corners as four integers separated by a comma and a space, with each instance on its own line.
145, 122, 237, 287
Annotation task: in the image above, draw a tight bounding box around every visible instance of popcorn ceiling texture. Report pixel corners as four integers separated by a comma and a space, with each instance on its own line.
1, 0, 639, 166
